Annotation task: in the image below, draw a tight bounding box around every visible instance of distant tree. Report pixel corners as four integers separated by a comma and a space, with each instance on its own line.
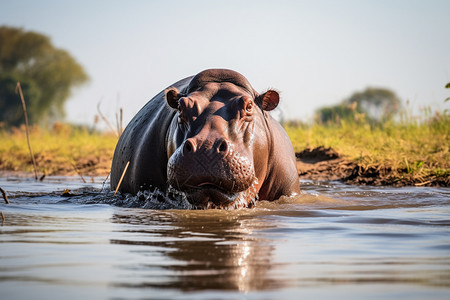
0, 26, 88, 127
345, 87, 401, 122
315, 103, 361, 124
315, 87, 401, 124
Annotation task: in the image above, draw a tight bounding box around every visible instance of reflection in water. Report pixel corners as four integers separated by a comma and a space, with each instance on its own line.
110, 210, 279, 292
1, 178, 449, 299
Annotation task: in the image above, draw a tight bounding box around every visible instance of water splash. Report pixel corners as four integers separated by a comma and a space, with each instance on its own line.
94, 186, 193, 209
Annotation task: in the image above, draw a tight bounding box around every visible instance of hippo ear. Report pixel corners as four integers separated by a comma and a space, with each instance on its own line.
257, 90, 279, 111
165, 87, 180, 109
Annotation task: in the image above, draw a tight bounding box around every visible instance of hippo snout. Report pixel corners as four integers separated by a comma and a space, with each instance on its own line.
167, 138, 257, 207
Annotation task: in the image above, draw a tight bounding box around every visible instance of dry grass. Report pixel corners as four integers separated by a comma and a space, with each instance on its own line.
0, 123, 117, 177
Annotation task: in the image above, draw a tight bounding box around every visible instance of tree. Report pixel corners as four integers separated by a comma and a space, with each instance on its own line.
0, 26, 89, 127
316, 87, 401, 124
346, 87, 401, 122
315, 103, 361, 124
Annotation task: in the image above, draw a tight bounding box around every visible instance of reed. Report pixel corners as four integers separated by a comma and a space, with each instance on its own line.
97, 100, 124, 138
114, 161, 130, 196
16, 82, 38, 180
97, 100, 118, 136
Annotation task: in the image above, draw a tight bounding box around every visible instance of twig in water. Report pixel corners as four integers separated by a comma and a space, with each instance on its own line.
72, 163, 87, 183
102, 172, 111, 192
16, 82, 38, 180
39, 170, 46, 181
97, 100, 118, 137
0, 188, 10, 204
1, 211, 5, 224
114, 161, 130, 196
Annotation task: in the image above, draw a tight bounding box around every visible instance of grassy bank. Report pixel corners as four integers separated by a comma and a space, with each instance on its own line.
0, 115, 448, 186
285, 115, 449, 186
0, 123, 117, 178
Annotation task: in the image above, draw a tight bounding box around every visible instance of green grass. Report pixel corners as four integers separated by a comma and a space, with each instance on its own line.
0, 123, 118, 176
284, 115, 449, 181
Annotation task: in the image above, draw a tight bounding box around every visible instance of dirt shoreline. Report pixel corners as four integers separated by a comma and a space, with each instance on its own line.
296, 146, 449, 187
1, 146, 448, 187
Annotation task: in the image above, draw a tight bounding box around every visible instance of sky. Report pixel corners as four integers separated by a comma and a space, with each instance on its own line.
1, 0, 449, 127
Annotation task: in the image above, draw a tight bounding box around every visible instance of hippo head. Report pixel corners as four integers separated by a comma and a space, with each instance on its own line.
165, 69, 279, 209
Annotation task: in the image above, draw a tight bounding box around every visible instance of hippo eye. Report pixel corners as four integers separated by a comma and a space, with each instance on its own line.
242, 99, 254, 120
245, 102, 253, 113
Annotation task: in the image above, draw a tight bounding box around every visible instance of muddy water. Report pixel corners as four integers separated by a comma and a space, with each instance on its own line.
0, 177, 449, 300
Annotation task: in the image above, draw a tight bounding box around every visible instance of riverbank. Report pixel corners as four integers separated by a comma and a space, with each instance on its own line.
286, 116, 449, 187
0, 124, 116, 180
296, 146, 448, 187
0, 119, 448, 187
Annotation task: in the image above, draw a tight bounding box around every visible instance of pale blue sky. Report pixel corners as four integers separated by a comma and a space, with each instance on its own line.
1, 0, 449, 126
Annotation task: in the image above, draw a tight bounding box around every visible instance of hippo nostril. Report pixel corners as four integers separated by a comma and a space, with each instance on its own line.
218, 140, 228, 153
183, 139, 196, 155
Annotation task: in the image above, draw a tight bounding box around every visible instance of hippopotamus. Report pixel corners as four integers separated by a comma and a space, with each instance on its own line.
110, 69, 299, 209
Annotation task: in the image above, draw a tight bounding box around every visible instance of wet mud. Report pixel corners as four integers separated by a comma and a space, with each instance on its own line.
296, 146, 449, 187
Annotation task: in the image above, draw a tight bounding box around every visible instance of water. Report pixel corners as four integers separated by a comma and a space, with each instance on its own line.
0, 176, 449, 300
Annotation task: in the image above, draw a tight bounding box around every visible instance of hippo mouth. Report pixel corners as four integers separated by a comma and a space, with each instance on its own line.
184, 182, 239, 208
181, 181, 258, 209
